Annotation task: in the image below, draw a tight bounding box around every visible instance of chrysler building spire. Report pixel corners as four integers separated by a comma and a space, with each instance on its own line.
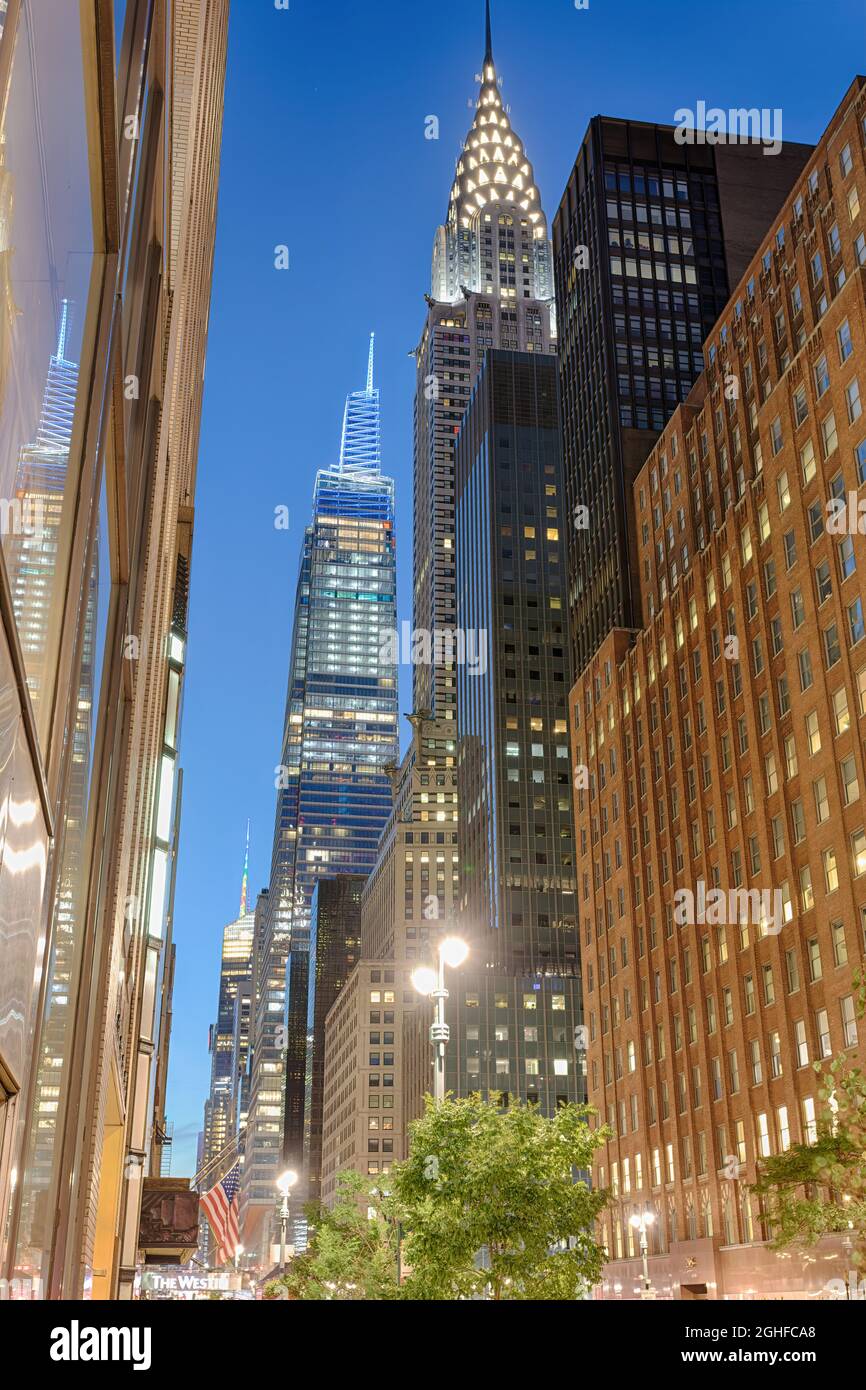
430, 2, 553, 305
414, 5, 557, 720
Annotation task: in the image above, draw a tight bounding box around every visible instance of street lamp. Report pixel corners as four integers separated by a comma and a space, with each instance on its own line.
412, 935, 469, 1103
276, 1169, 298, 1275
630, 1210, 656, 1299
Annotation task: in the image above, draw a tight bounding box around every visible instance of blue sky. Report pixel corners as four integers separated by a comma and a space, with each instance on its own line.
165, 0, 865, 1175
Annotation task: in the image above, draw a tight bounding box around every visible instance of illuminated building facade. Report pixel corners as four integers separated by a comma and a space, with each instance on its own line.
237, 888, 280, 1266
264, 336, 398, 1203
413, 1, 556, 721
319, 714, 459, 1201
200, 837, 255, 1263
573, 78, 866, 1299
552, 117, 812, 677
423, 348, 586, 1116
202, 836, 256, 1173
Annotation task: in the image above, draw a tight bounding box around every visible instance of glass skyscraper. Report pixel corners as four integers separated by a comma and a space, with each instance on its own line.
200, 835, 255, 1263
263, 334, 398, 1202
202, 833, 256, 1168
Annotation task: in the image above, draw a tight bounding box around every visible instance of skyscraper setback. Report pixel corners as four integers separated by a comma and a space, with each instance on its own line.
257, 337, 398, 1219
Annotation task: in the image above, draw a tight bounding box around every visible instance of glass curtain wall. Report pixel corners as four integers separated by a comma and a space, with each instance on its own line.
0, 0, 111, 1292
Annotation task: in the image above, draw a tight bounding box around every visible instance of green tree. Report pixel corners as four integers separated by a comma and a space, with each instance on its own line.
753, 974, 866, 1265
391, 1093, 611, 1300
263, 1171, 400, 1301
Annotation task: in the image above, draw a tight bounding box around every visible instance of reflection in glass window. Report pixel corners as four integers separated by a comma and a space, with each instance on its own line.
0, 0, 97, 744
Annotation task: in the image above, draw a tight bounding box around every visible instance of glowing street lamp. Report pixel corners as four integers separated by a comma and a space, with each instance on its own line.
630, 1210, 656, 1298
276, 1169, 298, 1274
412, 935, 469, 1103
440, 935, 469, 969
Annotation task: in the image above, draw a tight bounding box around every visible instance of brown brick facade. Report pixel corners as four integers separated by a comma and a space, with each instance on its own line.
571, 78, 866, 1299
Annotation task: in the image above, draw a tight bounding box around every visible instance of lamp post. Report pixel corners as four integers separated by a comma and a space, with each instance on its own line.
276, 1169, 298, 1276
630, 1210, 656, 1299
411, 936, 469, 1103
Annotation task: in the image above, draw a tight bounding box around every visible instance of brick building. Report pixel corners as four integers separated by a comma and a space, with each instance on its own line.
571, 77, 866, 1299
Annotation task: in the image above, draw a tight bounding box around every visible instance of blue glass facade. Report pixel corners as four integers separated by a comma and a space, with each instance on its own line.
265, 340, 398, 1182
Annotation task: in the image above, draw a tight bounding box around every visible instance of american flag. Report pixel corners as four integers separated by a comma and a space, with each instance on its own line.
201, 1164, 241, 1266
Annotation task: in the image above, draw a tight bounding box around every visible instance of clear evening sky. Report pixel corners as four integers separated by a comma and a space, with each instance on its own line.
165, 0, 866, 1177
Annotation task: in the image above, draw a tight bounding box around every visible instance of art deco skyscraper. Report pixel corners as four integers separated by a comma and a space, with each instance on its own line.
412, 1, 556, 720
320, 10, 572, 1194
265, 336, 398, 1194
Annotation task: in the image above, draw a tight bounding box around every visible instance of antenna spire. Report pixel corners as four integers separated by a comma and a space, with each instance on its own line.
366, 332, 375, 395
56, 300, 70, 360
484, 0, 493, 64
239, 820, 250, 916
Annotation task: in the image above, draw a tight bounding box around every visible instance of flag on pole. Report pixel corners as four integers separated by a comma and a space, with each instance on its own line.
200, 1164, 241, 1265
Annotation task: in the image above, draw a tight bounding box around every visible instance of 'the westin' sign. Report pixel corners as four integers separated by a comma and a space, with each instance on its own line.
141, 1271, 236, 1293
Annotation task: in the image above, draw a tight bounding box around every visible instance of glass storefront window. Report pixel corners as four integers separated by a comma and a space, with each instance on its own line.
0, 636, 50, 1101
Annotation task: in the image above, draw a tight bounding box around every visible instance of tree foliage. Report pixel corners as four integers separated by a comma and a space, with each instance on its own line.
753, 973, 866, 1265
263, 1171, 400, 1301
390, 1093, 611, 1300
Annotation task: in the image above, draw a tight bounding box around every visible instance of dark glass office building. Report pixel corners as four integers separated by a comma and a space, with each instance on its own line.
450, 349, 584, 1112
305, 875, 364, 1202
553, 117, 812, 675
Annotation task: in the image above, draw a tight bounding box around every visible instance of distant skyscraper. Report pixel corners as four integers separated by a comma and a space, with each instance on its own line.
412, 1, 556, 720
237, 886, 277, 1265
552, 116, 812, 675
265, 335, 398, 1195
202, 833, 255, 1180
